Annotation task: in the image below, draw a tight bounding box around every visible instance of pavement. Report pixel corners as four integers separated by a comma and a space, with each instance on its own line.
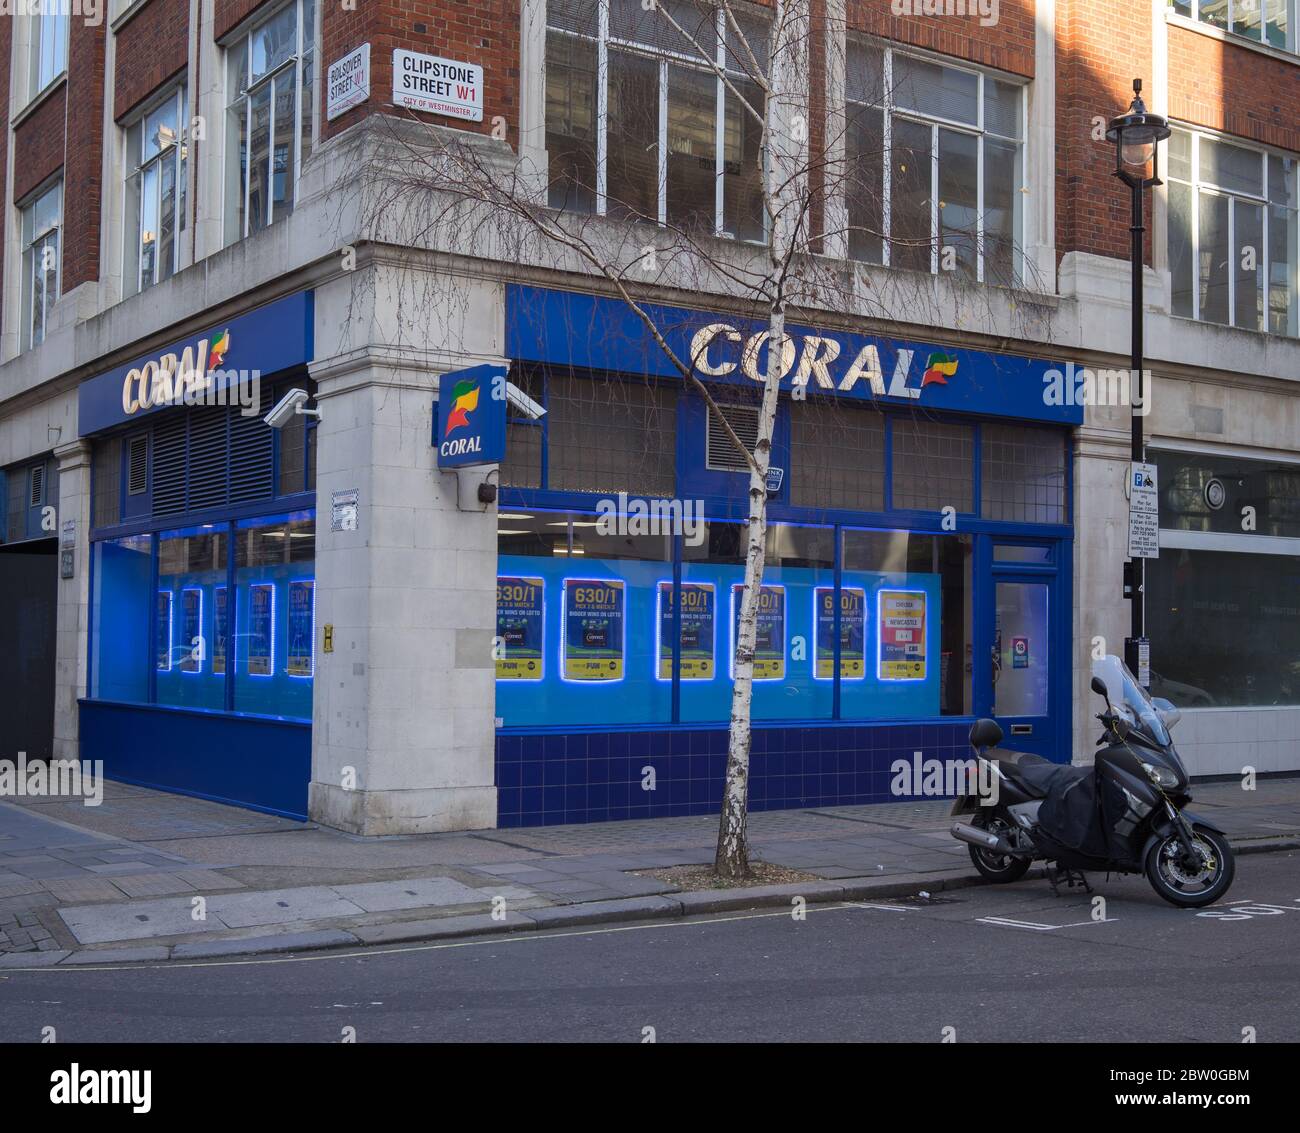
3, 850, 1299, 1042
1, 774, 1298, 966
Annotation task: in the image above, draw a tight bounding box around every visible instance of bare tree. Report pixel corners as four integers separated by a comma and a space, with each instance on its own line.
354, 0, 1045, 878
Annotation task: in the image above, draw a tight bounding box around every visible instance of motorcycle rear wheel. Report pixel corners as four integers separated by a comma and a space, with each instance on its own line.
1144, 827, 1234, 909
967, 814, 1032, 883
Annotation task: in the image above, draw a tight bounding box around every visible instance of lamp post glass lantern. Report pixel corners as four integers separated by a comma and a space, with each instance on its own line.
1106, 79, 1170, 686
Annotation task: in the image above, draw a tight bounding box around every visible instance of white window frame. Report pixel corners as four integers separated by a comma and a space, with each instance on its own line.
19, 180, 62, 352
845, 43, 1027, 286
1172, 0, 1298, 54
1167, 124, 1298, 335
29, 10, 69, 100
124, 85, 189, 297
223, 0, 316, 244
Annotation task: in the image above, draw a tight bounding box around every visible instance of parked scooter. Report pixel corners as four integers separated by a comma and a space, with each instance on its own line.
950, 655, 1234, 908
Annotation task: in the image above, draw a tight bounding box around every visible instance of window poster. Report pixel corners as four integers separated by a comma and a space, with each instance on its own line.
155, 591, 173, 671
213, 587, 228, 675
287, 580, 315, 677
496, 576, 545, 681
815, 586, 866, 679
731, 584, 786, 680
879, 590, 927, 680
248, 583, 274, 676
657, 581, 716, 680
563, 578, 625, 681
181, 588, 202, 673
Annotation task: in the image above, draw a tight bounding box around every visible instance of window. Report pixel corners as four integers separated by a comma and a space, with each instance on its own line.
224, 0, 316, 244
789, 399, 885, 511
20, 181, 61, 351
1167, 126, 1298, 335
125, 87, 188, 297
29, 10, 69, 98
981, 424, 1067, 524
891, 418, 974, 511
545, 0, 768, 240
1155, 449, 1300, 538
1171, 1, 1296, 53
845, 44, 1025, 285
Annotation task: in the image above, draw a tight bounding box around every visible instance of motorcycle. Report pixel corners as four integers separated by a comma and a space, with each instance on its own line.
950, 655, 1235, 909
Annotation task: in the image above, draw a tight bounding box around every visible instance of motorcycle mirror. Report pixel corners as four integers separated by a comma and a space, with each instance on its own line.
1090, 676, 1109, 699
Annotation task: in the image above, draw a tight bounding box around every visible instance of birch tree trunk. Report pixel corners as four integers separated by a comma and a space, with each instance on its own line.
715, 0, 808, 878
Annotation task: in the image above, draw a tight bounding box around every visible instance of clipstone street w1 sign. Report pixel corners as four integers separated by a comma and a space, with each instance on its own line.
434, 364, 507, 469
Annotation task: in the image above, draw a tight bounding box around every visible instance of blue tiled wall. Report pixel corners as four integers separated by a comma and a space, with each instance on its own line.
496, 722, 974, 827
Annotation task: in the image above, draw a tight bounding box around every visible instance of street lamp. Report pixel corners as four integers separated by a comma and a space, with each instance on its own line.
1106, 79, 1170, 688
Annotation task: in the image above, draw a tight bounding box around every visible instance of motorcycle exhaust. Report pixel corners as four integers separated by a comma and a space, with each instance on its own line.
951, 821, 1016, 856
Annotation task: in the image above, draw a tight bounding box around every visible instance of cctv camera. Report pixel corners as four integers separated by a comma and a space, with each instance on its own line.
505, 381, 546, 421
264, 388, 318, 429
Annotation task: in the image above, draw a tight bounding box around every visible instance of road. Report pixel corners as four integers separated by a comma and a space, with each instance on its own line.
2, 850, 1298, 1043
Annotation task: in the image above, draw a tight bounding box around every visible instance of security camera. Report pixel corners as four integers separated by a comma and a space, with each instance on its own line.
264, 388, 319, 429
505, 381, 546, 420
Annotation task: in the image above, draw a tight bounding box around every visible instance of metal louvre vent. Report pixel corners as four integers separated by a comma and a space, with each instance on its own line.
706, 403, 760, 472
151, 417, 188, 515
187, 408, 229, 513
29, 463, 44, 506
127, 435, 148, 496
227, 410, 274, 504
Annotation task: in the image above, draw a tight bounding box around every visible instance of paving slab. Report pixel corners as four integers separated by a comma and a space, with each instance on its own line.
328, 877, 490, 913
205, 887, 367, 929
59, 897, 223, 944
110, 873, 198, 898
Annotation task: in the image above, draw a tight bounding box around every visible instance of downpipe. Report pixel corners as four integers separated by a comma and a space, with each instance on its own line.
951, 821, 1017, 857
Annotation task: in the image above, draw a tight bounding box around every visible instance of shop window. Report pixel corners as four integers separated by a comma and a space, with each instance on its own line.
495, 510, 673, 727
789, 400, 885, 512
980, 424, 1067, 524
845, 43, 1024, 286
29, 9, 68, 99
501, 370, 544, 489
546, 374, 677, 495
841, 529, 972, 717
224, 0, 317, 245
891, 419, 974, 512
276, 407, 316, 496
1155, 450, 1300, 538
91, 535, 154, 703
1147, 547, 1300, 707
20, 180, 61, 352
1166, 126, 1298, 336
156, 527, 229, 710
233, 513, 315, 719
124, 86, 188, 298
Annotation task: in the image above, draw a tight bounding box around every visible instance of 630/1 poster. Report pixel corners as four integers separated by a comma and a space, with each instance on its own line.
563, 579, 624, 681
155, 591, 173, 671
878, 590, 927, 680
815, 586, 866, 678
287, 580, 315, 677
248, 583, 274, 676
497, 576, 545, 680
731, 584, 786, 680
657, 582, 715, 680
181, 588, 202, 673
213, 587, 228, 675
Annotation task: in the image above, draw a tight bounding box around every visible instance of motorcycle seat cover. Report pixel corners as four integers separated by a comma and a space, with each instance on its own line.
989, 749, 1091, 799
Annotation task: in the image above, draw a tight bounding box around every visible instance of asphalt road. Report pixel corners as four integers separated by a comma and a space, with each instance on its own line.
2, 850, 1298, 1043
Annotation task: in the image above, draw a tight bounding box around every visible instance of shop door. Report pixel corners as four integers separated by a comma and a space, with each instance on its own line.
0, 541, 57, 761
985, 561, 1059, 761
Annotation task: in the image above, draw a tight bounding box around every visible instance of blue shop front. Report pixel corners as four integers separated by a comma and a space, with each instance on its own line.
492, 285, 1083, 828
77, 292, 317, 819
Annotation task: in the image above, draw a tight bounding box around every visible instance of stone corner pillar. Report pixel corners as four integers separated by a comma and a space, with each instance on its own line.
52, 438, 93, 762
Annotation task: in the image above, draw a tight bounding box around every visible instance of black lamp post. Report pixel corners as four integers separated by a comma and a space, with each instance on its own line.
1106, 79, 1170, 685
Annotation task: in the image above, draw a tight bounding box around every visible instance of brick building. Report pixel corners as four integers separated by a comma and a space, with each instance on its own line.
0, 1, 1296, 832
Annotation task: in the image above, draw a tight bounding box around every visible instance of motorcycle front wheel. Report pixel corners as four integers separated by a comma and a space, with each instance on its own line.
1144, 826, 1235, 908
967, 813, 1032, 883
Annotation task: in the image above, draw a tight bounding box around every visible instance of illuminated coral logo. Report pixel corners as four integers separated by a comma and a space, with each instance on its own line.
921, 352, 958, 388
208, 328, 231, 368
444, 378, 480, 435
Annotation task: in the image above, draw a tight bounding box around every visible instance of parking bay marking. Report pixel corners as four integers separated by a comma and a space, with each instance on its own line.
977, 915, 1117, 932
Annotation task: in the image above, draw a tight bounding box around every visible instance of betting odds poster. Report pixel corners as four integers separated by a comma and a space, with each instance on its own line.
563, 578, 625, 681
815, 586, 866, 678
213, 587, 228, 675
287, 580, 315, 677
657, 582, 716, 680
879, 590, 927, 680
155, 591, 173, 671
731, 583, 786, 680
248, 583, 274, 676
181, 588, 202, 673
496, 576, 545, 680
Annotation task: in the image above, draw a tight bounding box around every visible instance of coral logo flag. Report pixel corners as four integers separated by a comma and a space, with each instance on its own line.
434, 363, 507, 469
922, 352, 958, 387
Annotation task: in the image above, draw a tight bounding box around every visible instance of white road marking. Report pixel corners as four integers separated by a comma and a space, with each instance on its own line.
977, 915, 1115, 931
